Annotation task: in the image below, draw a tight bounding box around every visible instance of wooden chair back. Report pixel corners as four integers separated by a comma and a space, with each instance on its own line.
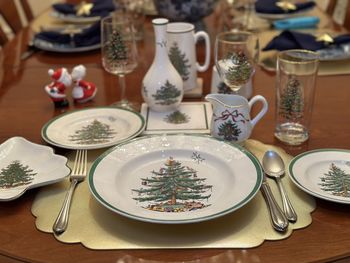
326, 0, 350, 31
0, 0, 33, 45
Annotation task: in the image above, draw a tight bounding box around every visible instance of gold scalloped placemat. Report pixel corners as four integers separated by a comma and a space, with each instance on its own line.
31, 139, 315, 249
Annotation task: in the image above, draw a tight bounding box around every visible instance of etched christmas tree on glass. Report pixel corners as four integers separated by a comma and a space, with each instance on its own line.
169, 42, 191, 81
101, 15, 138, 109
279, 76, 304, 122
132, 157, 212, 212
215, 31, 258, 92
69, 119, 117, 145
152, 80, 181, 105
225, 51, 253, 88
218, 120, 242, 141
0, 160, 36, 188
319, 163, 350, 197
105, 30, 128, 63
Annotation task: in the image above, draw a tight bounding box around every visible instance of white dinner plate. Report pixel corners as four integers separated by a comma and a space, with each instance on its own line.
0, 137, 70, 201
289, 149, 350, 204
88, 134, 263, 224
317, 43, 350, 61
41, 107, 145, 150
33, 38, 100, 53
255, 7, 314, 21
50, 11, 101, 24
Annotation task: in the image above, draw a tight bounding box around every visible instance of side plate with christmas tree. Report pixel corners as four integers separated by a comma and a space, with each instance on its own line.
88, 134, 263, 224
289, 149, 350, 204
41, 107, 145, 150
0, 137, 70, 201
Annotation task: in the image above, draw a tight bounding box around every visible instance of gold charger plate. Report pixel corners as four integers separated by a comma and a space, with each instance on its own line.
31, 139, 315, 249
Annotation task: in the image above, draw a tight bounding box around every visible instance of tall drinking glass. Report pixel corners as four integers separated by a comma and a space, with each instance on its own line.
215, 31, 259, 92
101, 15, 138, 109
275, 49, 319, 145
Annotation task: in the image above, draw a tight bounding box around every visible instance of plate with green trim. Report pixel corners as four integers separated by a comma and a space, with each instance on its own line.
289, 149, 350, 204
0, 137, 70, 201
41, 107, 145, 150
88, 134, 263, 224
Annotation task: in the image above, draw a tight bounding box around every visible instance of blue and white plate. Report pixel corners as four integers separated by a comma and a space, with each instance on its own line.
51, 11, 100, 24
33, 38, 100, 53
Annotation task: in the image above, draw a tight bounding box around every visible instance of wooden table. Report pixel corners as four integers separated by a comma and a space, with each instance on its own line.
0, 5, 350, 263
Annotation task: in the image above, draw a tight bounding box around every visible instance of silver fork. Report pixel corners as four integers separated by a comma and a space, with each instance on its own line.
53, 150, 87, 235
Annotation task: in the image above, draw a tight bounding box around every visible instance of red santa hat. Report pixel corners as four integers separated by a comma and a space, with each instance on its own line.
48, 68, 67, 82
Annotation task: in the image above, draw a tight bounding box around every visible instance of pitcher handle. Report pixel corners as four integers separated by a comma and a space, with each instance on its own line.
248, 95, 268, 127
194, 31, 210, 72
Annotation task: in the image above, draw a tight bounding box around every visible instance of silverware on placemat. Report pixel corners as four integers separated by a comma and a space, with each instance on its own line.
263, 150, 297, 222
260, 171, 289, 232
249, 150, 288, 232
53, 149, 87, 235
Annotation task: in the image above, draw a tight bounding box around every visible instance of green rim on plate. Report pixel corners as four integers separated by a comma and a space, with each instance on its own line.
41, 106, 145, 150
289, 148, 350, 204
88, 134, 263, 224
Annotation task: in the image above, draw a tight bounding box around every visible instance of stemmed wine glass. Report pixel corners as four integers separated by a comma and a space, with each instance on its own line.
215, 31, 259, 92
101, 14, 138, 109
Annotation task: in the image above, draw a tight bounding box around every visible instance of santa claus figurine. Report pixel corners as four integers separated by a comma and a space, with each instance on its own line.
71, 65, 97, 103
45, 67, 71, 107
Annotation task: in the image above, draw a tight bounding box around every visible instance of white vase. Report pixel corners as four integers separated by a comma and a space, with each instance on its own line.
142, 18, 183, 112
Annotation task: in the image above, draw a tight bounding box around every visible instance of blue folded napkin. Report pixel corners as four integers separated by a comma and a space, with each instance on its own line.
273, 16, 320, 30
35, 21, 101, 47
263, 30, 350, 51
255, 0, 316, 14
52, 0, 114, 17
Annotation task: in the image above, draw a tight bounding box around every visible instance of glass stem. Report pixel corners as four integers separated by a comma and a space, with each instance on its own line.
118, 74, 127, 102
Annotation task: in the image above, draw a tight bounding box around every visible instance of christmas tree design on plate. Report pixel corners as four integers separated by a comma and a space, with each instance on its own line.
279, 76, 304, 121
169, 42, 191, 81
225, 51, 253, 87
132, 157, 212, 213
105, 30, 128, 63
69, 119, 117, 145
0, 160, 36, 188
164, 110, 190, 124
319, 163, 350, 198
152, 80, 181, 105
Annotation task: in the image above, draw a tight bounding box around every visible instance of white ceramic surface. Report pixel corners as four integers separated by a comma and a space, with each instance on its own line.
289, 149, 350, 204
205, 94, 268, 144
167, 22, 210, 91
142, 18, 183, 112
0, 137, 69, 201
41, 107, 145, 150
88, 134, 263, 224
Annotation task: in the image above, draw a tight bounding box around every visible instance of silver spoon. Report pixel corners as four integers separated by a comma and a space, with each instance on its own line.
262, 150, 297, 223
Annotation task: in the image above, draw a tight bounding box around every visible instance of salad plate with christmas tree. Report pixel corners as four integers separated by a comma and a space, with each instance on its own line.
289, 149, 350, 204
0, 137, 70, 201
41, 107, 145, 150
88, 134, 263, 224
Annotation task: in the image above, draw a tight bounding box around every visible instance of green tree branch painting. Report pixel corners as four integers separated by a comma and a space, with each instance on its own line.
132, 157, 212, 212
